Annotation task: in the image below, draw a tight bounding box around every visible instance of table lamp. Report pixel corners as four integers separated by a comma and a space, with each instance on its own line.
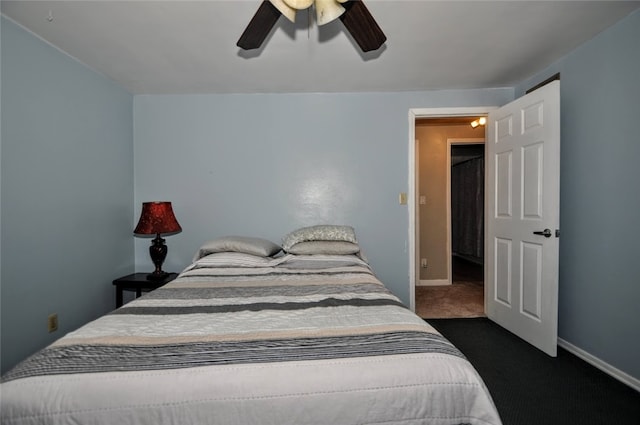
134, 201, 182, 280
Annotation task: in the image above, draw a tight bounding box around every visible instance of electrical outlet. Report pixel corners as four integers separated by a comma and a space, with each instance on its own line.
48, 313, 58, 333
421, 258, 427, 268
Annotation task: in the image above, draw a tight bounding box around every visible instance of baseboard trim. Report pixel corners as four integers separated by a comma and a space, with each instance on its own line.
417, 279, 450, 287
558, 338, 640, 392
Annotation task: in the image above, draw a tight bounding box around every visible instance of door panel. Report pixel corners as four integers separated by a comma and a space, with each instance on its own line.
523, 143, 543, 218
495, 238, 512, 305
486, 80, 560, 356
521, 241, 542, 319
496, 151, 513, 217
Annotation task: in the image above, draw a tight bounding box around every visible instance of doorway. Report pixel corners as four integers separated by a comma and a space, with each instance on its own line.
407, 107, 495, 314
450, 142, 485, 282
448, 142, 485, 317
413, 122, 486, 318
409, 81, 560, 352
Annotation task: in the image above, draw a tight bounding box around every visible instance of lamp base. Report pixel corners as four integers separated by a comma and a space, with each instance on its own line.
147, 270, 170, 281
147, 234, 169, 281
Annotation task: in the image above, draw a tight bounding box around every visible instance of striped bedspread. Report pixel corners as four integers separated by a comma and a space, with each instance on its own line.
2, 254, 459, 381
1, 253, 502, 425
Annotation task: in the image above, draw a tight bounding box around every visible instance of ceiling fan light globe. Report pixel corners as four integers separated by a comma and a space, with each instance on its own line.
283, 0, 314, 10
315, 0, 345, 26
269, 0, 297, 22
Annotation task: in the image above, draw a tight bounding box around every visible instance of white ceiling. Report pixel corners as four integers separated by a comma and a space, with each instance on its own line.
3, 1, 639, 94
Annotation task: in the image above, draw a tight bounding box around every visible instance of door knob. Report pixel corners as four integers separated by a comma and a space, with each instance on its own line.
533, 228, 552, 238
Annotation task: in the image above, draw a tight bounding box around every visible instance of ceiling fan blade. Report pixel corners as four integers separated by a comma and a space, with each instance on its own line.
237, 1, 282, 50
339, 0, 386, 52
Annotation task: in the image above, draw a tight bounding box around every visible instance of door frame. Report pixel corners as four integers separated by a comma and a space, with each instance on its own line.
408, 107, 496, 312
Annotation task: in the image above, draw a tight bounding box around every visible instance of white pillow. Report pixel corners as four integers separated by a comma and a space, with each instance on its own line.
281, 225, 357, 252
193, 236, 281, 261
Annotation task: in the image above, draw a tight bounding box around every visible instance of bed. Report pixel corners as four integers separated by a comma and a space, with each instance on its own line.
1, 226, 502, 425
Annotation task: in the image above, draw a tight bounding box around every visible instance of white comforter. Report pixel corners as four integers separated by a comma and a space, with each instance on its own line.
1, 253, 502, 425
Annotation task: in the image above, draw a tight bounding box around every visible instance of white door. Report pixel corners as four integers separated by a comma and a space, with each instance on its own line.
486, 80, 560, 356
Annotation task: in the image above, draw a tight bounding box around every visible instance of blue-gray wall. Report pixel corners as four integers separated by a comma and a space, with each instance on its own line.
0, 18, 134, 373
133, 89, 512, 303
2, 8, 639, 384
516, 9, 640, 381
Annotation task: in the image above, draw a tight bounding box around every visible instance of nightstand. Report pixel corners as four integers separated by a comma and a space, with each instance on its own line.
112, 272, 178, 308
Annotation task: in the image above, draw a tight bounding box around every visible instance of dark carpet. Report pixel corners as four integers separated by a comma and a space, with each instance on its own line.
427, 318, 640, 425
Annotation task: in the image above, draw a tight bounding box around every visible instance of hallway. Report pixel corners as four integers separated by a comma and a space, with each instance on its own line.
416, 256, 484, 319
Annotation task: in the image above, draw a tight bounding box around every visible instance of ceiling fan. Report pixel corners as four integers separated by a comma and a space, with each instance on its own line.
237, 0, 386, 52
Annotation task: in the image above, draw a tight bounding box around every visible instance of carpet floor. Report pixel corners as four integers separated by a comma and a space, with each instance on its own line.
416, 282, 485, 318
428, 318, 640, 425
416, 256, 486, 319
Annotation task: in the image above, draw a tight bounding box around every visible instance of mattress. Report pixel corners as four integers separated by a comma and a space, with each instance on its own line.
1, 252, 502, 425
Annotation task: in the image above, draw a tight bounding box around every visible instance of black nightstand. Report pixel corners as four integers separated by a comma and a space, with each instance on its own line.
112, 272, 178, 308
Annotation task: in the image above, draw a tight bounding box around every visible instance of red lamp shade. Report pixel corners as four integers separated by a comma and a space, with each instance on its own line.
134, 202, 182, 281
134, 202, 182, 235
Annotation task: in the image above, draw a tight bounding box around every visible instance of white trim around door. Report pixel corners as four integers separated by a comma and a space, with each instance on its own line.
408, 107, 496, 312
